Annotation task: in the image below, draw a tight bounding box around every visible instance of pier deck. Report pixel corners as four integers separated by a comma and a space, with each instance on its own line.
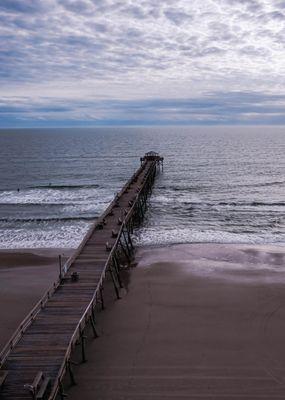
0, 152, 163, 400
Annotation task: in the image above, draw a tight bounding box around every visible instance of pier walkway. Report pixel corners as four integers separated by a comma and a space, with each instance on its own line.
0, 152, 163, 400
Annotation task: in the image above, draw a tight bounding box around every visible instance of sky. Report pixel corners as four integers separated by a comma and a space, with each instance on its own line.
0, 0, 285, 127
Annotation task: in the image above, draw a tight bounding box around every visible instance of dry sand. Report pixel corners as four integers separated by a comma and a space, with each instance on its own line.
0, 248, 73, 350
66, 243, 285, 400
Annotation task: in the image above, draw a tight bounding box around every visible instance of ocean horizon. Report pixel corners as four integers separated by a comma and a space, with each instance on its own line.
0, 126, 284, 249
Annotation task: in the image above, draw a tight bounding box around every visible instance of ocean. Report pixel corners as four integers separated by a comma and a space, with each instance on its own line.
0, 126, 284, 248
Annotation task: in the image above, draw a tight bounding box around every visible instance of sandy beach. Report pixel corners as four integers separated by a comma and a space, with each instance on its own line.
0, 248, 73, 350
65, 243, 285, 400
1, 243, 285, 399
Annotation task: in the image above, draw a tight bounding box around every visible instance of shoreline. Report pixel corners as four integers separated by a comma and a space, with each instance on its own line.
0, 247, 74, 267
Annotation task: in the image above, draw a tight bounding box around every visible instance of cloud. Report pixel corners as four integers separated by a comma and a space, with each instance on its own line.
0, 0, 55, 14
0, 0, 285, 126
261, 10, 285, 21
1, 91, 285, 127
164, 8, 193, 25
239, 45, 270, 57
58, 0, 93, 14
122, 5, 149, 19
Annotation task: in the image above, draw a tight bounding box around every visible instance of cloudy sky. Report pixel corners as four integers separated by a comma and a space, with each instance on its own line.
0, 0, 285, 126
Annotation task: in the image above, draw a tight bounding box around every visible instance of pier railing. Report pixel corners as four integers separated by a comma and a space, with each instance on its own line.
0, 280, 58, 369
0, 161, 148, 370
0, 152, 163, 400
49, 159, 159, 399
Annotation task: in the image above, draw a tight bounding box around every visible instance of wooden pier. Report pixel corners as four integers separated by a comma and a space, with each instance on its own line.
0, 152, 163, 400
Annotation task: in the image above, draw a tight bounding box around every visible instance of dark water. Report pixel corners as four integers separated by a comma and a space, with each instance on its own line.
0, 127, 284, 248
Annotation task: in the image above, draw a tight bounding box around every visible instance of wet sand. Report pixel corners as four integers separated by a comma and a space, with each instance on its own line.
67, 243, 285, 400
0, 248, 73, 350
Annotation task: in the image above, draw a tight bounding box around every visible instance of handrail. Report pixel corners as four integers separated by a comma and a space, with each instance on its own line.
0, 160, 148, 369
48, 161, 156, 400
0, 281, 59, 368
61, 160, 147, 275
